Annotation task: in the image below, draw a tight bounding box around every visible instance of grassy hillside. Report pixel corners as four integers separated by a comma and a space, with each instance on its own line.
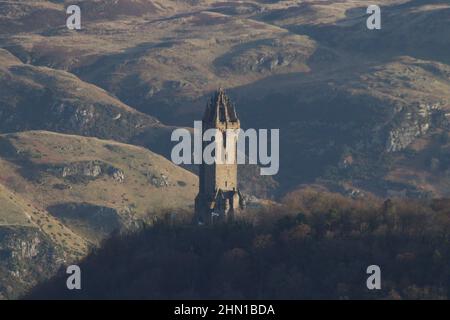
0, 0, 449, 300
1, 1, 448, 198
0, 131, 198, 231
0, 130, 198, 299
0, 184, 32, 226
0, 46, 273, 197
0, 181, 89, 254
0, 48, 165, 141
0, 181, 88, 299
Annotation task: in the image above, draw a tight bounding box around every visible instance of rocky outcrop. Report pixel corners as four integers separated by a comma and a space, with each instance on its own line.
44, 161, 125, 183
385, 104, 440, 152
214, 35, 314, 74
147, 173, 169, 188
112, 169, 125, 183
0, 226, 63, 300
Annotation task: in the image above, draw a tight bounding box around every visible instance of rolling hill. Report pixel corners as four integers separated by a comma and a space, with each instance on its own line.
0, 0, 449, 299
0, 130, 198, 298
2, 1, 448, 197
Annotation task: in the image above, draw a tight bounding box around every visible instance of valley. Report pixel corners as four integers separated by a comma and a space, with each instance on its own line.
0, 0, 449, 299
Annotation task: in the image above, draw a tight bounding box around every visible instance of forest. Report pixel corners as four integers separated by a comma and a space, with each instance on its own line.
26, 188, 450, 300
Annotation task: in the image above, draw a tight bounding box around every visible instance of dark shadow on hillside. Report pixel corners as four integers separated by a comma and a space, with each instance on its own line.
286, 0, 450, 65
47, 203, 122, 242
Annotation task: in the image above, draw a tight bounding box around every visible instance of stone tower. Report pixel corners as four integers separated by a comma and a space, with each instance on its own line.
195, 89, 245, 224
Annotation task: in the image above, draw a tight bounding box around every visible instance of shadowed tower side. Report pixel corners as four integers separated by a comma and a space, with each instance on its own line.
195, 89, 245, 224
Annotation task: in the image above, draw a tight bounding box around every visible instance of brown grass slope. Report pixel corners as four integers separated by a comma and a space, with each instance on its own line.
0, 129, 199, 298
0, 48, 166, 141
0, 0, 449, 197
0, 130, 198, 243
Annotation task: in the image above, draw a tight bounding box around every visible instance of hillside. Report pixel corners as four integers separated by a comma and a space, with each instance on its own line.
1, 0, 448, 197
0, 181, 88, 299
0, 48, 165, 141
0, 130, 198, 298
0, 0, 449, 300
0, 46, 275, 196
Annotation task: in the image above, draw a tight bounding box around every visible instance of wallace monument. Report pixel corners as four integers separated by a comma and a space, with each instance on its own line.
195, 89, 245, 224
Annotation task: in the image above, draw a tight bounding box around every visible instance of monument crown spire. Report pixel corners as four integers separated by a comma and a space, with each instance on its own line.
203, 88, 239, 124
